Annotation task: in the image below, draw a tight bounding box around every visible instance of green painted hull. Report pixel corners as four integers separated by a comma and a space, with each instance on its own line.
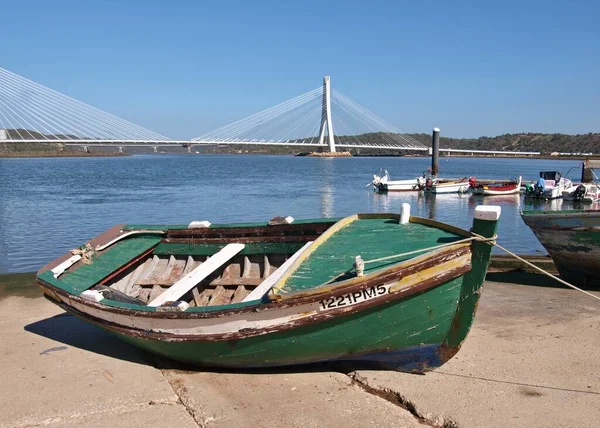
38, 211, 499, 372
102, 277, 463, 371
521, 209, 600, 287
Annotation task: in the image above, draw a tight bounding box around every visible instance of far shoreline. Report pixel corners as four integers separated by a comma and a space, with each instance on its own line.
0, 151, 131, 159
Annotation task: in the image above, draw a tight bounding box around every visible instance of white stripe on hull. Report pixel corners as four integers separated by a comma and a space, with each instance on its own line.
54, 252, 471, 337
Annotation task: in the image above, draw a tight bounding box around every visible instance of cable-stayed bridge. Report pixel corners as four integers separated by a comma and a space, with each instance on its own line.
0, 67, 539, 155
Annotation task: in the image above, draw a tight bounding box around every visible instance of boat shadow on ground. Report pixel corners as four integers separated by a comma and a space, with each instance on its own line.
24, 312, 411, 375
25, 312, 154, 367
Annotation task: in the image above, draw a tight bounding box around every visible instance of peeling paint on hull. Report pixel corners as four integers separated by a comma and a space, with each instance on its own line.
521, 209, 600, 286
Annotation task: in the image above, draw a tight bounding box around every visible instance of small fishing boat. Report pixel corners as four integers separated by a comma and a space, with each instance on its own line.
562, 183, 600, 203
37, 206, 500, 372
469, 176, 522, 196
521, 209, 600, 287
524, 171, 573, 200
421, 177, 470, 194
369, 168, 434, 192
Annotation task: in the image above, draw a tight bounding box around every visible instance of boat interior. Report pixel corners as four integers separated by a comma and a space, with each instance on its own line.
93, 220, 337, 307
40, 214, 469, 310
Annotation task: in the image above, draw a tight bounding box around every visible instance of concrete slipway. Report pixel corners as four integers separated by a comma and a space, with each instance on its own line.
0, 274, 598, 428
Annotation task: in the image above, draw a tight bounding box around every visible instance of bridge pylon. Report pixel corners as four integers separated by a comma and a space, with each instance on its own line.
318, 76, 335, 153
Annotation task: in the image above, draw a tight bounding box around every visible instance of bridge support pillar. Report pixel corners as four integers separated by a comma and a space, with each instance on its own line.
318, 76, 335, 153
118, 147, 123, 153
83, 146, 89, 153
153, 147, 158, 153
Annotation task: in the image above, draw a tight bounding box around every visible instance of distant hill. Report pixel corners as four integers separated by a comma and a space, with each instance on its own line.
409, 132, 600, 154
2, 130, 599, 156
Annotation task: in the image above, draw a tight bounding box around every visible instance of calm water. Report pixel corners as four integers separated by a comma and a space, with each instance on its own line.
0, 154, 592, 274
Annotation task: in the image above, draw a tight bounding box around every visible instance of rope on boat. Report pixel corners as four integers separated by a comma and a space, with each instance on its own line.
469, 232, 600, 303
361, 235, 491, 265
71, 244, 95, 264
361, 232, 600, 303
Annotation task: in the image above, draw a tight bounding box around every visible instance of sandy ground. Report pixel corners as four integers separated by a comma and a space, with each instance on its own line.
0, 276, 599, 428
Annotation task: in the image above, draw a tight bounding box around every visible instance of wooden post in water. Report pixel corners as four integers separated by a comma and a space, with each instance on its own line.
431, 127, 440, 176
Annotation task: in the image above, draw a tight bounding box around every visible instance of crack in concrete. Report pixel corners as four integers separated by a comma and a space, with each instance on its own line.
159, 368, 213, 428
348, 371, 459, 428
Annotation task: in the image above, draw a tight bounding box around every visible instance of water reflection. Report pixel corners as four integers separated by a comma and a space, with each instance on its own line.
470, 193, 521, 209
522, 197, 564, 211
319, 158, 334, 217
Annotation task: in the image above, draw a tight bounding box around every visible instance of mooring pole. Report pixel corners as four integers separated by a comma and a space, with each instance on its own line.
431, 127, 440, 176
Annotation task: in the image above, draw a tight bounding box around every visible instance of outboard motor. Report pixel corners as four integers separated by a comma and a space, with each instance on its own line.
533, 177, 546, 198
573, 184, 587, 201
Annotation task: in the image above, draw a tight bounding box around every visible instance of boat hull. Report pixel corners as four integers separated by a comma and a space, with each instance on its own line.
376, 181, 419, 192
521, 210, 600, 286
37, 212, 499, 372
473, 187, 520, 196
562, 184, 600, 203
472, 177, 521, 196
374, 178, 422, 192
426, 182, 469, 194
53, 276, 464, 371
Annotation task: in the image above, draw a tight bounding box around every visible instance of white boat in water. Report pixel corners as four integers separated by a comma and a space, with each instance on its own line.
562, 183, 600, 203
524, 171, 573, 200
422, 178, 470, 194
370, 169, 434, 192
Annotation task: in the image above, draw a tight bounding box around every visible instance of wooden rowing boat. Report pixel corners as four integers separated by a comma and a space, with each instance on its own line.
469, 176, 522, 196
521, 209, 600, 287
37, 206, 500, 372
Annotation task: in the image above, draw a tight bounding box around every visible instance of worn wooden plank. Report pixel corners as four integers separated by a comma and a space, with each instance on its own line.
242, 241, 314, 302
231, 285, 249, 303
208, 286, 234, 306
197, 288, 213, 306
191, 287, 203, 307
147, 243, 245, 307
205, 277, 263, 287
137, 257, 169, 285
152, 242, 306, 257
148, 284, 165, 302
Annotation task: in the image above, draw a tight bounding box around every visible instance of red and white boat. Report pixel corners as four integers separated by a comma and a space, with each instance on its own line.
469, 176, 522, 196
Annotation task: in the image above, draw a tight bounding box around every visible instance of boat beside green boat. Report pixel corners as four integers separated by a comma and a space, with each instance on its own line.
37, 205, 500, 372
521, 209, 600, 287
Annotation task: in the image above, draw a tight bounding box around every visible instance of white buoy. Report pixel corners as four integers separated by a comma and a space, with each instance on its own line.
400, 203, 411, 224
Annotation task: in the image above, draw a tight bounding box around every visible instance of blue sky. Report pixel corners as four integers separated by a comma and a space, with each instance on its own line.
2, 0, 599, 139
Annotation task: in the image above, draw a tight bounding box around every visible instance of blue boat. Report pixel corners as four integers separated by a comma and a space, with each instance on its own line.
521, 209, 600, 287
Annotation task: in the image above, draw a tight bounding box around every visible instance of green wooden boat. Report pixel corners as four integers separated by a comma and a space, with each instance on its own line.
521, 209, 600, 287
36, 205, 500, 372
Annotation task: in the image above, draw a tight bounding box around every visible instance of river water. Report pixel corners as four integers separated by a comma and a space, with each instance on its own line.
0, 154, 593, 274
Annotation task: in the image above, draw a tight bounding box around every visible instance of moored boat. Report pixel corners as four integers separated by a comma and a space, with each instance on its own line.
370, 168, 434, 192
422, 177, 470, 194
562, 183, 600, 203
37, 206, 500, 372
469, 176, 522, 196
521, 209, 600, 287
524, 171, 573, 200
